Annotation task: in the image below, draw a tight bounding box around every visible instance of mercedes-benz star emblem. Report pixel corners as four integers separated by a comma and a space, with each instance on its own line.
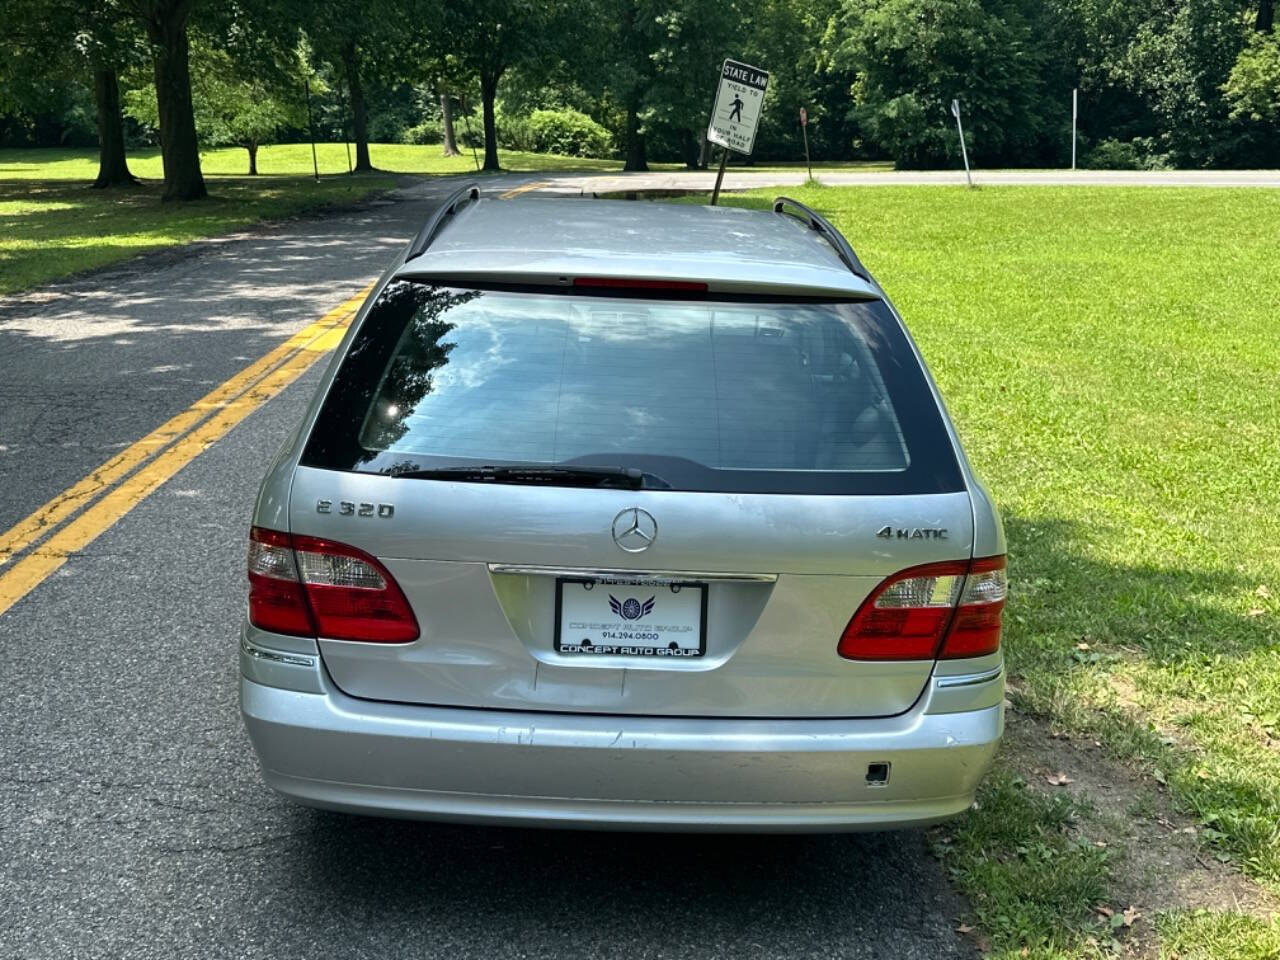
611, 507, 658, 553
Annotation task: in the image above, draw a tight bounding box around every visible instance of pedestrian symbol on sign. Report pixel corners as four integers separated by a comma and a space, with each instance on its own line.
728, 94, 744, 123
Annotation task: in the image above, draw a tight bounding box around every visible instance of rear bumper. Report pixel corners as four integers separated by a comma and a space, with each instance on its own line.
240, 637, 1003, 832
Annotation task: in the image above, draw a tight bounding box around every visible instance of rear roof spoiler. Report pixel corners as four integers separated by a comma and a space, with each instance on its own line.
772, 196, 871, 282
405, 183, 481, 262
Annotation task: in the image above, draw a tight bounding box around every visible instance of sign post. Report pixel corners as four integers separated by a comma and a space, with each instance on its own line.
950, 98, 972, 187
1071, 87, 1078, 170
706, 59, 770, 204
304, 80, 320, 182
800, 106, 812, 181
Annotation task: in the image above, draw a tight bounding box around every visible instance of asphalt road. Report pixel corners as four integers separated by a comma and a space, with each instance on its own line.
476, 166, 1280, 198
0, 180, 974, 959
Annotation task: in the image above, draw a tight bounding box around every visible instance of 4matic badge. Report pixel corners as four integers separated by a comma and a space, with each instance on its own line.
877, 525, 948, 541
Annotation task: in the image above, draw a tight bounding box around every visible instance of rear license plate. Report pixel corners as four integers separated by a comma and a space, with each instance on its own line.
555, 578, 707, 658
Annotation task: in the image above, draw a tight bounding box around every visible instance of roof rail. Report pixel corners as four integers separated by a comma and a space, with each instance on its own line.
405, 183, 481, 261
772, 196, 871, 282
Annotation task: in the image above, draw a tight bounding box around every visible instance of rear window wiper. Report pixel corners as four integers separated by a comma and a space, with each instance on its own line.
386, 464, 670, 489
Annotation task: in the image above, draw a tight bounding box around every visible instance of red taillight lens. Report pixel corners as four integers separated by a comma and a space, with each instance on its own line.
248, 527, 315, 636
247, 527, 419, 644
291, 534, 419, 643
940, 555, 1007, 659
838, 556, 1007, 661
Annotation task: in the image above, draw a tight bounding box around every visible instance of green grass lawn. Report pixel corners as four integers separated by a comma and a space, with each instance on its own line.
0, 143, 682, 182
713, 185, 1280, 958
0, 174, 398, 295
0, 142, 690, 295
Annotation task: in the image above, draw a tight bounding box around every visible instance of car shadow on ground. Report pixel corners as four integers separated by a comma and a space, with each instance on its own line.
289, 810, 972, 955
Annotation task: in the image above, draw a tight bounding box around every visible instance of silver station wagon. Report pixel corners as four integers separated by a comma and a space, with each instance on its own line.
240, 186, 1006, 831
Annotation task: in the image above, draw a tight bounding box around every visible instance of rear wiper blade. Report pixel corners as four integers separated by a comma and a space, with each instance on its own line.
387, 464, 669, 489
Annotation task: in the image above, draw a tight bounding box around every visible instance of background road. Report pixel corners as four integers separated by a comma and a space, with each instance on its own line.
0, 180, 974, 959
486, 166, 1280, 197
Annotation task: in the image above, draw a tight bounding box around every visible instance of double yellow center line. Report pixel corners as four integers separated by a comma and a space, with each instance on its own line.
0, 284, 373, 618
499, 180, 549, 199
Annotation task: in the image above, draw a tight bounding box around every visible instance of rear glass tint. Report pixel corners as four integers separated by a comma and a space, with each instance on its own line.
302, 281, 964, 495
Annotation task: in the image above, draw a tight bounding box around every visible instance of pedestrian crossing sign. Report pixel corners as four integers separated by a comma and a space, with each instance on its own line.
707, 59, 769, 156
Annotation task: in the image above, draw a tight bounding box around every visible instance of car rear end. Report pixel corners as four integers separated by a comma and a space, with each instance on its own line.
239, 198, 1005, 831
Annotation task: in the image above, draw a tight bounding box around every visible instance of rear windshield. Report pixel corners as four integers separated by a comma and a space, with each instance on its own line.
301, 281, 964, 495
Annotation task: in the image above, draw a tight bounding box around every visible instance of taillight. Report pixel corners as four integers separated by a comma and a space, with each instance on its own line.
248, 527, 315, 636
838, 556, 1007, 661
247, 527, 419, 643
940, 556, 1008, 659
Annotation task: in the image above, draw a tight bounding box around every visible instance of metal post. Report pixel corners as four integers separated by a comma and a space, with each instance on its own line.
951, 99, 972, 187
304, 80, 319, 182
460, 98, 481, 172
801, 123, 812, 182
337, 76, 353, 175
710, 147, 729, 205
1071, 88, 1078, 170
342, 78, 353, 175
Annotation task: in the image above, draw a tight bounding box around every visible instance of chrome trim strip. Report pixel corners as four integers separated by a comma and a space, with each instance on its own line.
241, 636, 317, 668
935, 666, 1003, 689
487, 563, 777, 583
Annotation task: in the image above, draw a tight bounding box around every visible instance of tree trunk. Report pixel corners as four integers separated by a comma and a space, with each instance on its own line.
680, 130, 700, 170
342, 40, 373, 171
441, 92, 460, 156
91, 67, 137, 188
143, 1, 206, 201
623, 104, 647, 172
247, 142, 258, 175
480, 72, 501, 171
1257, 0, 1274, 32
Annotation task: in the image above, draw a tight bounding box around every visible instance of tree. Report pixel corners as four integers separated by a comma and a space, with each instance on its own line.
127, 0, 206, 200
0, 0, 142, 187
644, 0, 745, 168
604, 0, 664, 171
1225, 32, 1280, 124
744, 0, 851, 164
440, 92, 461, 156
1058, 0, 1268, 167
126, 41, 309, 174
832, 0, 1052, 168
437, 0, 564, 171
300, 0, 425, 172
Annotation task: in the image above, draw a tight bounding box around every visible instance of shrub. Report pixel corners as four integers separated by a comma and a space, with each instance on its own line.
1083, 138, 1141, 169
399, 121, 442, 145
500, 108, 612, 158
1083, 137, 1171, 171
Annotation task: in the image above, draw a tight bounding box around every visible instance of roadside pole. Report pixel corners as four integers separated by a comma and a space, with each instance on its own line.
460, 99, 481, 172
304, 80, 319, 182
1071, 88, 1078, 170
342, 78, 353, 175
706, 59, 770, 205
800, 106, 812, 181
710, 148, 729, 205
951, 98, 972, 187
